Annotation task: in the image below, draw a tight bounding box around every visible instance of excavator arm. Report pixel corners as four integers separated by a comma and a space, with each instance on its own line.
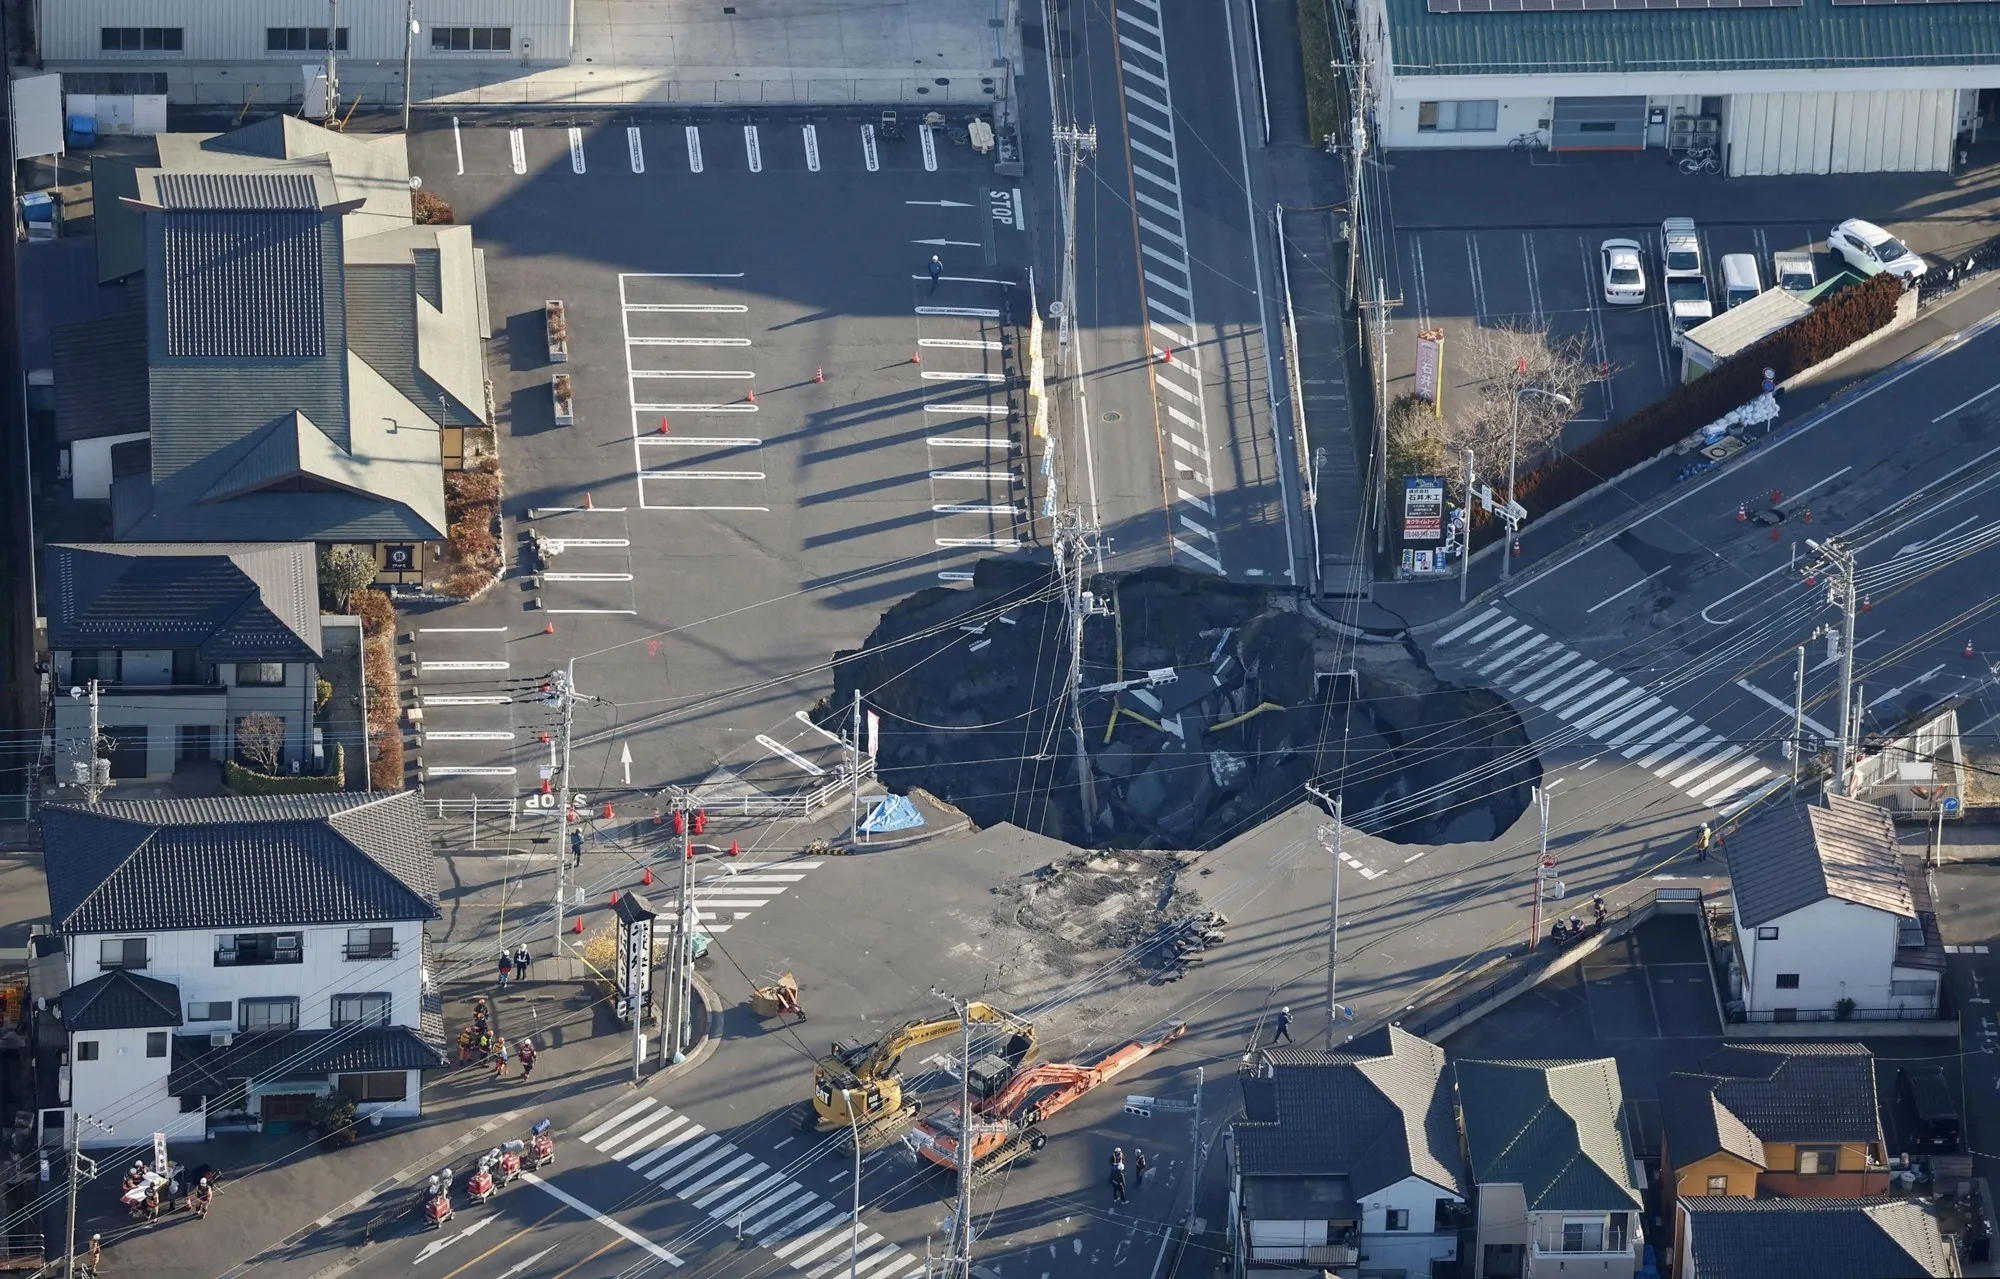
853, 1003, 1035, 1082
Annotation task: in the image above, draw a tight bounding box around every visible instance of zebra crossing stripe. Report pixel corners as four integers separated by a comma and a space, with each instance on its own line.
607, 1110, 686, 1159
794, 1229, 880, 1269
705, 1169, 793, 1220
624, 1117, 693, 1171
1435, 608, 1501, 646
582, 1098, 657, 1144
666, 1150, 755, 1198
774, 1220, 847, 1258
646, 1133, 723, 1181
692, 1161, 769, 1209
1661, 741, 1737, 785
1634, 723, 1708, 770
745, 1187, 826, 1235
1687, 755, 1762, 798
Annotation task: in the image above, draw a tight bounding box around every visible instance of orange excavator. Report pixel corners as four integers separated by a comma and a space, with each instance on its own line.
911, 1019, 1186, 1183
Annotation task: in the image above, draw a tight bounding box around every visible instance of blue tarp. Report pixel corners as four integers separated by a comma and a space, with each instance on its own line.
860, 794, 925, 834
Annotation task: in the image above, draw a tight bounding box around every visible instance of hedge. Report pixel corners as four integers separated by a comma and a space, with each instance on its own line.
1471, 273, 1906, 545
224, 744, 345, 795
347, 588, 406, 791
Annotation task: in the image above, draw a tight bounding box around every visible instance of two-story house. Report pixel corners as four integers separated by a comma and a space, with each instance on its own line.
1660, 1043, 1888, 1276
1455, 1057, 1645, 1279
1676, 1196, 1960, 1278
1728, 795, 1945, 1022
42, 792, 445, 1145
45, 542, 326, 783
1231, 1026, 1468, 1278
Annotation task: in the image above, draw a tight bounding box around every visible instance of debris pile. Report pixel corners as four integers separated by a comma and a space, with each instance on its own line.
993, 850, 1199, 978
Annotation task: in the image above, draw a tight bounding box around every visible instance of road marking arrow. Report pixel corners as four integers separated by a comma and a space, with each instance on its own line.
412, 1213, 495, 1264
914, 238, 981, 247
498, 1246, 556, 1277
620, 741, 632, 786
905, 200, 973, 207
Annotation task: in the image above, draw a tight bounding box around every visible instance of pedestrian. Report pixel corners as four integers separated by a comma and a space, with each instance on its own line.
1696, 822, 1713, 861
493, 1039, 510, 1080
477, 1029, 493, 1059
929, 254, 943, 287
85, 1234, 101, 1276
190, 1176, 212, 1220
471, 999, 489, 1030
498, 950, 514, 986
569, 829, 584, 867
1271, 1006, 1293, 1045
1110, 1146, 1125, 1176
517, 1037, 538, 1082
1110, 1165, 1128, 1204
1134, 1149, 1148, 1189
457, 1027, 475, 1065
514, 943, 531, 982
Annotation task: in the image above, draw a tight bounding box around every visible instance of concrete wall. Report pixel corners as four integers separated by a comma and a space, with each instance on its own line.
1359, 1174, 1462, 1276
1474, 1181, 1527, 1279
67, 1025, 181, 1147
1736, 894, 1919, 1016
1526, 1211, 1638, 1279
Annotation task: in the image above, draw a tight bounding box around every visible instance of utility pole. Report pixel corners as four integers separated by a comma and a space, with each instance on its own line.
1186, 1065, 1204, 1223
1055, 510, 1100, 830
401, 0, 416, 130
324, 0, 340, 126
1791, 644, 1806, 784
849, 689, 863, 842
672, 799, 695, 1062
1305, 782, 1344, 1046
64, 1114, 109, 1279
546, 661, 580, 953
1051, 125, 1096, 378
82, 680, 104, 804
934, 990, 975, 1279
1459, 449, 1475, 604
1529, 785, 1552, 947
1806, 539, 1859, 794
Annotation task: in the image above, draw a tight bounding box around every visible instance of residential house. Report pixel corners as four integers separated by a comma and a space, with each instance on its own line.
1455, 1057, 1644, 1279
1232, 1026, 1468, 1278
41, 792, 445, 1145
1727, 794, 1945, 1022
1659, 1043, 1889, 1276
50, 115, 491, 586
44, 542, 325, 782
1676, 1196, 1960, 1278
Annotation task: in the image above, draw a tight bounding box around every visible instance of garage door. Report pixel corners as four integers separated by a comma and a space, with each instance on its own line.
1551, 97, 1647, 151
1727, 90, 1954, 176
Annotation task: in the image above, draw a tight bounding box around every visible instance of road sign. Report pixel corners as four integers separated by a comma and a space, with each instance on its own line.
1945, 796, 1962, 814
1762, 367, 1775, 381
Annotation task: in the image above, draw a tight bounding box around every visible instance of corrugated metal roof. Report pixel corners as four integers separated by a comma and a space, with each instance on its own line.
153, 171, 322, 211
162, 209, 327, 359
1387, 0, 2000, 75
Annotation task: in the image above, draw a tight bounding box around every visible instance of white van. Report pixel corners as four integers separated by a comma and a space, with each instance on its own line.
1720, 254, 1762, 309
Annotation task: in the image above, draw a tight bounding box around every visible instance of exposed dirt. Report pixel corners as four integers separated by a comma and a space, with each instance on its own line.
823, 562, 1538, 850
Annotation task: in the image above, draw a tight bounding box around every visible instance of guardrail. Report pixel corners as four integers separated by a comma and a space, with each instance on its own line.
1916, 233, 2000, 308
688, 760, 876, 820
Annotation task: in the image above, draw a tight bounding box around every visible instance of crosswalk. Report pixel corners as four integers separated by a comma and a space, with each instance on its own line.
473, 119, 998, 182
575, 1096, 924, 1279
689, 860, 821, 934
1433, 607, 1787, 818
1113, 0, 1222, 577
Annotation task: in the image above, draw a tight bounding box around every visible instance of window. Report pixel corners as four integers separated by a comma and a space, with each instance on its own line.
1893, 978, 1938, 998
1706, 1174, 1730, 1195
100, 27, 183, 51
1384, 1208, 1409, 1231
238, 997, 299, 1034
145, 1032, 167, 1058
1797, 1146, 1839, 1175
188, 1001, 232, 1023
336, 1071, 408, 1102
1775, 973, 1800, 989
1561, 1217, 1606, 1252
431, 26, 511, 51
215, 932, 302, 966
69, 650, 120, 684
75, 1040, 99, 1062
1416, 100, 1498, 133
235, 662, 286, 687
346, 927, 396, 960
266, 27, 348, 51
1756, 926, 1780, 940
99, 938, 147, 971
332, 993, 391, 1028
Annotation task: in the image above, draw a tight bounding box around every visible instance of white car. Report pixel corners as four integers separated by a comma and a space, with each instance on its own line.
1600, 239, 1646, 305
1830, 219, 1926, 281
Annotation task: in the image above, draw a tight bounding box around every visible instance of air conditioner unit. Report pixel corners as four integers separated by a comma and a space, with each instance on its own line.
209, 1032, 233, 1048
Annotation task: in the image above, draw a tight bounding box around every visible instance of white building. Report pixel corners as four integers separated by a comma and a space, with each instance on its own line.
1727, 794, 1944, 1023
41, 792, 445, 1146
1231, 1026, 1468, 1278
1356, 0, 2000, 175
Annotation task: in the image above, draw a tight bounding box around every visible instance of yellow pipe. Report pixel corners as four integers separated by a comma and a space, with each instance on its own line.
1210, 701, 1285, 732
1119, 705, 1164, 733
1103, 585, 1126, 744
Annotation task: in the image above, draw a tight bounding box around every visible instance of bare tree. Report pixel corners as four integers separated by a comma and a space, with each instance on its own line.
235, 713, 286, 773
1441, 322, 1605, 479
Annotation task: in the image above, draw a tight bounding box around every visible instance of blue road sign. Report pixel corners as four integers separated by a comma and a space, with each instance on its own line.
1944, 796, 1961, 814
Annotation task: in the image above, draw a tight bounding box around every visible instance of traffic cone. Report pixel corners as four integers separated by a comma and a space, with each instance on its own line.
653, 812, 663, 826
1511, 540, 1522, 557
910, 350, 922, 365
1806, 574, 1818, 588
572, 916, 585, 935
671, 811, 685, 836
566, 808, 579, 823
1862, 594, 1872, 611
1801, 507, 1812, 523
728, 839, 739, 857
642, 867, 653, 886
539, 731, 550, 744
658, 417, 671, 434
685, 845, 696, 861
1161, 347, 1174, 365
814, 367, 824, 384
1769, 527, 1781, 542
745, 387, 756, 403
541, 778, 551, 795
1736, 503, 1747, 522
602, 802, 615, 820
609, 890, 620, 906
544, 622, 556, 635
1771, 488, 1783, 505
1967, 640, 1977, 659
584, 492, 594, 510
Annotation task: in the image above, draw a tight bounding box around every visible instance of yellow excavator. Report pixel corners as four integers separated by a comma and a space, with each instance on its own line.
798, 1003, 1036, 1152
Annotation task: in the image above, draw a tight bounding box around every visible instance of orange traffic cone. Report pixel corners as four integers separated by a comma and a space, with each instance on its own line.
658, 417, 671, 434
572, 916, 585, 935
728, 839, 740, 857
544, 622, 556, 635
1967, 640, 1977, 659
541, 778, 551, 795
911, 350, 922, 364
814, 367, 824, 384
1769, 527, 1781, 542
584, 492, 594, 509
610, 890, 620, 906
1736, 503, 1747, 522
642, 867, 653, 886
1161, 347, 1174, 365
602, 802, 615, 820
1801, 507, 1812, 523
745, 387, 756, 403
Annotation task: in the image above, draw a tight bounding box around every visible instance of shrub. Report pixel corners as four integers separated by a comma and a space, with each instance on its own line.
234, 712, 286, 773
318, 545, 380, 610
344, 589, 405, 791
310, 1092, 360, 1147
224, 745, 345, 794
370, 725, 404, 791
349, 587, 394, 641
1386, 393, 1450, 493
412, 190, 454, 226
437, 465, 503, 600
315, 678, 334, 716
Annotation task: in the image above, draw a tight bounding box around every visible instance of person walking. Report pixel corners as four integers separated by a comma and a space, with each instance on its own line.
497, 950, 514, 986
514, 943, 531, 982
517, 1037, 538, 1082
1109, 1163, 1129, 1204
1696, 822, 1713, 861
85, 1233, 102, 1276
1271, 1006, 1293, 1045
492, 1039, 510, 1080
929, 255, 943, 288
1134, 1149, 1148, 1191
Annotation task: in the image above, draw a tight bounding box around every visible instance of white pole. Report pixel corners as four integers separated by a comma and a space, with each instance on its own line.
1459, 449, 1475, 604
845, 1091, 862, 1279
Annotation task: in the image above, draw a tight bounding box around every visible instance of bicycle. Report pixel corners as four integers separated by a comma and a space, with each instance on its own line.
1678, 146, 1721, 175
1508, 131, 1546, 152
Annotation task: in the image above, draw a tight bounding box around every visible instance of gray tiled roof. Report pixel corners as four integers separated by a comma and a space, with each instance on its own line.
1236, 1025, 1464, 1197
1455, 1058, 1641, 1213
168, 1018, 447, 1096
1693, 1043, 1883, 1145
1729, 795, 1911, 928
42, 792, 438, 935
44, 542, 322, 661
1659, 1073, 1766, 1172
1678, 1196, 1958, 1279
161, 209, 327, 358
59, 968, 184, 1032
52, 296, 148, 444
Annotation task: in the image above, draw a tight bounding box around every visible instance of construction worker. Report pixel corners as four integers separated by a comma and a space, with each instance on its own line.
1696, 822, 1713, 861
1271, 1006, 1293, 1045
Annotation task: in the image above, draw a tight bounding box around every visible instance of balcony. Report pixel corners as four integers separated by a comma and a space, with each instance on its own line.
343, 941, 399, 961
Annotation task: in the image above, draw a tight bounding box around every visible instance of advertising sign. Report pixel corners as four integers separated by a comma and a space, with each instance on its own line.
1402, 475, 1445, 542
1414, 329, 1445, 410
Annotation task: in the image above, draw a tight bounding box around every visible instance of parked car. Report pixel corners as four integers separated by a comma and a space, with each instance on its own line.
1830, 218, 1927, 280
1773, 250, 1817, 293
1720, 254, 1762, 309
1662, 216, 1703, 281
1896, 1066, 1962, 1152
1667, 277, 1714, 347
1600, 239, 1646, 306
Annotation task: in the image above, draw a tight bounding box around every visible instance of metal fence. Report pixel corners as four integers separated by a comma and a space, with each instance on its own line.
1916, 232, 2000, 308
1732, 1004, 1943, 1024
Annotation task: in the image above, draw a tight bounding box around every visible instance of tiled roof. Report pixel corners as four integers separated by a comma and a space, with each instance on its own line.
1692, 1043, 1883, 1145
161, 208, 327, 358
1235, 1025, 1464, 1196
1659, 1073, 1766, 1172
1729, 795, 1911, 928
1383, 0, 2000, 77
42, 792, 438, 935
1455, 1058, 1641, 1213
44, 542, 321, 661
52, 299, 149, 444
59, 969, 183, 1032
1678, 1197, 1957, 1279
168, 1017, 447, 1096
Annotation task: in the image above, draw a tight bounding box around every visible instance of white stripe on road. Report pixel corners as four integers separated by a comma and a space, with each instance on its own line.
420, 660, 510, 671
744, 124, 763, 173
607, 1111, 688, 1160
628, 126, 644, 173
646, 1134, 724, 1182
1435, 607, 1502, 646
861, 124, 879, 172
418, 626, 507, 633
521, 1173, 681, 1266
423, 695, 511, 706
422, 730, 515, 741
1586, 565, 1672, 614
627, 1120, 702, 1173
803, 123, 821, 171
1734, 679, 1836, 739
1719, 772, 1783, 818
424, 766, 517, 777
1686, 755, 1763, 799
568, 126, 586, 173
509, 128, 526, 174
755, 735, 826, 776
685, 125, 704, 172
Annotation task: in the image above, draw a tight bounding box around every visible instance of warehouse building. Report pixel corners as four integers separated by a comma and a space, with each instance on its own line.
1357, 0, 2000, 176
36, 0, 573, 109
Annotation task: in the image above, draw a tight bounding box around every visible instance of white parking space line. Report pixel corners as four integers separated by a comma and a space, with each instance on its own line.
423, 730, 515, 741
628, 126, 644, 173
921, 124, 938, 171
928, 437, 1009, 448
920, 338, 1004, 350
568, 126, 586, 174
925, 404, 1008, 416
685, 125, 704, 173
425, 766, 518, 777
418, 626, 507, 634
639, 436, 761, 447
423, 694, 511, 706
630, 337, 752, 347
744, 124, 763, 173
420, 660, 509, 672
509, 128, 526, 174
635, 402, 760, 414
803, 124, 820, 171
939, 537, 1022, 549
629, 369, 755, 380
862, 124, 879, 171
916, 306, 1003, 319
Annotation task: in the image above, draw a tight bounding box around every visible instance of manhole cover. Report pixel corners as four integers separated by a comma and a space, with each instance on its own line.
1103, 411, 1124, 423
1573, 520, 1594, 536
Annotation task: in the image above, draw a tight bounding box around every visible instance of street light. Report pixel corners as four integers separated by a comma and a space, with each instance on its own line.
1501, 386, 1573, 580
841, 1090, 861, 1279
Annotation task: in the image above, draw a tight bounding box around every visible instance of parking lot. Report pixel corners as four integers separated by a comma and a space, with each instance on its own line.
1395, 219, 1820, 448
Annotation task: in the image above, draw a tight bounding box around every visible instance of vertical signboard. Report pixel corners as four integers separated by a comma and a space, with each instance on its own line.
1414, 329, 1445, 417
1399, 474, 1454, 580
